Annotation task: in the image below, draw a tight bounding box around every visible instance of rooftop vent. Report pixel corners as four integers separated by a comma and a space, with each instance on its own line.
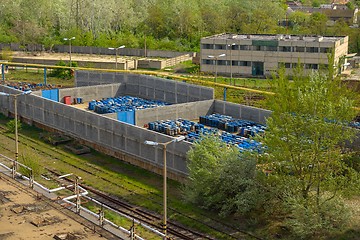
317, 36, 324, 42
277, 34, 284, 40
285, 35, 291, 39
228, 34, 236, 39
299, 35, 305, 40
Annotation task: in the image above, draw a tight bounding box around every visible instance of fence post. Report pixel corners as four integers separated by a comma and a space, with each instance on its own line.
44, 67, 47, 85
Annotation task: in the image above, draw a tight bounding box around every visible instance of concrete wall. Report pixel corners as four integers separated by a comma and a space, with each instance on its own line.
135, 100, 214, 127
58, 84, 125, 103
75, 71, 215, 104
0, 85, 190, 180
213, 100, 271, 125
54, 45, 194, 58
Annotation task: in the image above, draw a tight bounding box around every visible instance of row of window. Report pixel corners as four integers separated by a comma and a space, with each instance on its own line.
202, 59, 326, 70
280, 63, 327, 69
202, 44, 331, 53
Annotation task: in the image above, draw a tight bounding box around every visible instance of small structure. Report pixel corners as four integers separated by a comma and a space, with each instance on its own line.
200, 33, 350, 77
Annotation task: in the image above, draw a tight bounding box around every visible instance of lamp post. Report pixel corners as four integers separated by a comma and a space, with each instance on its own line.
208, 53, 226, 82
227, 43, 236, 85
144, 135, 186, 239
0, 90, 32, 178
108, 45, 125, 69
63, 37, 75, 67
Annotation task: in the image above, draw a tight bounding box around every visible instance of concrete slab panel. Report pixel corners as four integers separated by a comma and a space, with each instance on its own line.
89, 72, 101, 83
214, 101, 225, 114
145, 76, 155, 88
64, 117, 75, 133
126, 84, 140, 96
165, 81, 176, 93
127, 126, 143, 140
33, 107, 44, 122
188, 86, 201, 97
101, 73, 115, 83
99, 130, 113, 146
241, 106, 260, 122
259, 110, 271, 125
113, 73, 124, 83
43, 110, 55, 126
139, 86, 147, 98
224, 102, 241, 119
176, 83, 188, 96
154, 79, 165, 91
63, 106, 75, 119
84, 112, 98, 126
114, 122, 127, 135
145, 87, 155, 100
188, 96, 200, 102
139, 144, 156, 162
165, 92, 176, 103
33, 97, 44, 108
200, 87, 214, 100
86, 125, 99, 142
53, 103, 65, 115
128, 75, 140, 85
173, 155, 188, 174
75, 121, 86, 137
155, 89, 165, 101
125, 138, 140, 156
113, 134, 125, 150
176, 94, 188, 104
54, 114, 65, 130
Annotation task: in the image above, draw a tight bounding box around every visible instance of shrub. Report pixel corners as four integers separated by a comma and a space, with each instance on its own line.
6, 119, 22, 133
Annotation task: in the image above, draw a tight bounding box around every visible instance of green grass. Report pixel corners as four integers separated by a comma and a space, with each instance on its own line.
4, 68, 75, 87
0, 115, 237, 239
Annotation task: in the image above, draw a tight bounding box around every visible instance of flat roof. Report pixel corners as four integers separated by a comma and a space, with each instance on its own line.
202, 33, 346, 42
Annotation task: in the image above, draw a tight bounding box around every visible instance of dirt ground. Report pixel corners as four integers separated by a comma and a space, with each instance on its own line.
0, 175, 108, 240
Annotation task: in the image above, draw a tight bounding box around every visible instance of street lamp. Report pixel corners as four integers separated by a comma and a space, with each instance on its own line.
144, 135, 186, 239
227, 43, 236, 85
208, 53, 226, 82
0, 90, 32, 178
63, 37, 75, 67
108, 45, 125, 69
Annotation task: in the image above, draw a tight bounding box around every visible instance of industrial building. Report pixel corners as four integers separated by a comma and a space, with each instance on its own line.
200, 33, 349, 77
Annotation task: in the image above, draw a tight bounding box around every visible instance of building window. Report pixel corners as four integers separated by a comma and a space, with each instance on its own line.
252, 45, 263, 51
232, 61, 239, 66
266, 46, 278, 51
229, 44, 239, 50
240, 61, 251, 66
202, 44, 213, 49
202, 59, 213, 65
320, 47, 330, 53
215, 44, 226, 50
306, 47, 319, 53
296, 47, 305, 52
240, 45, 250, 50
278, 62, 291, 68
285, 63, 291, 68
217, 60, 227, 65
280, 46, 292, 52
305, 64, 318, 69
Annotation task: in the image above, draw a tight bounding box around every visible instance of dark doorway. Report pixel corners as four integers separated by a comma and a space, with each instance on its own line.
252, 62, 264, 76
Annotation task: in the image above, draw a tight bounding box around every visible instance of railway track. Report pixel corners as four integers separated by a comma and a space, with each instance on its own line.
47, 168, 213, 240
0, 124, 262, 240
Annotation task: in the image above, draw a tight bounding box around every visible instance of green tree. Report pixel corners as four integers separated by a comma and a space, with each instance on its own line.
184, 135, 266, 216
6, 119, 22, 133
259, 68, 358, 237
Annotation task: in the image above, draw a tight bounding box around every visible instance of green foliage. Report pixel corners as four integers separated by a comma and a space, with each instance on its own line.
19, 150, 44, 178
6, 119, 22, 133
0, 47, 13, 61
284, 194, 351, 239
258, 66, 359, 237
184, 135, 266, 216
49, 60, 78, 79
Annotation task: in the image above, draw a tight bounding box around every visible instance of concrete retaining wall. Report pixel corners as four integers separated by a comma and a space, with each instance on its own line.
0, 85, 190, 180
58, 84, 125, 103
135, 100, 214, 127
75, 71, 214, 104
214, 100, 271, 125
